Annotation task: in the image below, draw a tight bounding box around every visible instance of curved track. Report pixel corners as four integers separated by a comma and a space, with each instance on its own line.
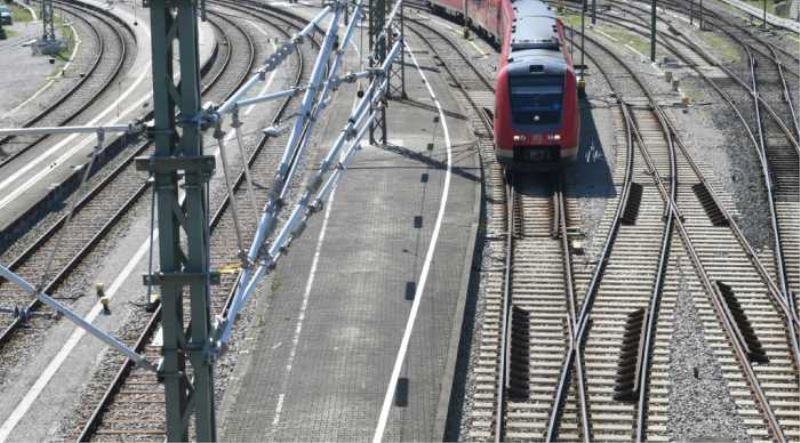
560, 21, 800, 442
0, 9, 236, 373
73, 3, 322, 439
0, 1, 133, 169
411, 4, 799, 441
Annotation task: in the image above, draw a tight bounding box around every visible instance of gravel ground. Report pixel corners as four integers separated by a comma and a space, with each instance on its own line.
667, 254, 750, 443
669, 75, 772, 250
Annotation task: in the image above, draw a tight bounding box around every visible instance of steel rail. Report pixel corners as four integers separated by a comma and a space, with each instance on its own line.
496, 174, 514, 443
747, 46, 791, 312
554, 176, 591, 442
544, 87, 635, 440
403, 15, 512, 441
0, 1, 131, 168
768, 44, 800, 143
606, 0, 800, 74
0, 16, 229, 348
407, 7, 594, 441
76, 7, 307, 440
656, 0, 800, 71
560, 0, 800, 155
633, 103, 786, 443
561, 2, 800, 337
404, 14, 496, 90
573, 27, 788, 441
587, 2, 800, 369
626, 109, 677, 442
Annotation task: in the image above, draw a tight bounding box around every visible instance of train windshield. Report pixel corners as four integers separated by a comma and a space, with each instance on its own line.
508, 75, 563, 129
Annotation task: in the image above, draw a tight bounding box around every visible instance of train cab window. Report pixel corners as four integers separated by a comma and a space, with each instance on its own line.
508, 75, 563, 127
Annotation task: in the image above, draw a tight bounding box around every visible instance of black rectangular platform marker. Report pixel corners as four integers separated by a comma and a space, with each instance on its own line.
692, 183, 729, 226
395, 378, 409, 407
405, 281, 416, 301
414, 216, 423, 229
421, 173, 429, 183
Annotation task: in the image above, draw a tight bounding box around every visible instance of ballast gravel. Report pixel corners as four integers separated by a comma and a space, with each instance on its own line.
667, 257, 750, 442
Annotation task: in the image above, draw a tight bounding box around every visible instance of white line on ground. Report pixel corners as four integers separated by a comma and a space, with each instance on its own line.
266, 37, 364, 431
469, 39, 487, 57
372, 40, 453, 443
268, 186, 338, 436
0, 36, 283, 440
1, 23, 82, 120
0, 40, 153, 210
0, 235, 152, 442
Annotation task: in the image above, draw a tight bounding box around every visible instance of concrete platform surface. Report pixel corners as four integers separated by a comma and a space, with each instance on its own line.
0, 0, 216, 234
219, 17, 480, 441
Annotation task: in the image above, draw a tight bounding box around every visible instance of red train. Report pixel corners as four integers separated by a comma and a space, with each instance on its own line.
429, 0, 580, 167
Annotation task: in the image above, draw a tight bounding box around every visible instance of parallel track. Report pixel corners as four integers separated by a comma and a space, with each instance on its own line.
571, 26, 800, 441
0, 0, 132, 168
565, 0, 800, 376
0, 13, 238, 352
413, 4, 799, 441
74, 3, 321, 439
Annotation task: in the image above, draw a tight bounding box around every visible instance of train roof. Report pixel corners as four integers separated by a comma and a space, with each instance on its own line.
510, 0, 559, 51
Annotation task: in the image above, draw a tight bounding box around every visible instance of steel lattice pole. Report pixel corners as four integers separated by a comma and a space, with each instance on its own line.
144, 0, 216, 440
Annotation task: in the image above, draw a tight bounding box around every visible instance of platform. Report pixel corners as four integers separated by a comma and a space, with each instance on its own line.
0, 0, 216, 236
219, 24, 480, 441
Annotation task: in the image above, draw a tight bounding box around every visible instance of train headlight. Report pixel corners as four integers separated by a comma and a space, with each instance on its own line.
546, 134, 562, 141
513, 135, 526, 142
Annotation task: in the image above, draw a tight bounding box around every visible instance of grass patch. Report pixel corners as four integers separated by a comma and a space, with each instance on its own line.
597, 24, 651, 56
54, 14, 74, 61
698, 30, 741, 63
560, 13, 583, 28
11, 4, 33, 22
682, 85, 706, 103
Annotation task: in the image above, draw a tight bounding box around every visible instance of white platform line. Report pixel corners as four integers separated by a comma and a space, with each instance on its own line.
0, 35, 282, 441
268, 185, 338, 436
0, 235, 152, 442
372, 40, 453, 443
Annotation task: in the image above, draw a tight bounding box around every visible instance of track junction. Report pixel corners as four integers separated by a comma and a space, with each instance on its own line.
0, 0, 797, 441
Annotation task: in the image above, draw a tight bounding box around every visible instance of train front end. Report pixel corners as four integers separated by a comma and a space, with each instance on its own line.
495, 58, 579, 168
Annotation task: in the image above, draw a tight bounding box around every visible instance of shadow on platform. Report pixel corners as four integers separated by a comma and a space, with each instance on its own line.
367, 142, 481, 184
397, 97, 468, 122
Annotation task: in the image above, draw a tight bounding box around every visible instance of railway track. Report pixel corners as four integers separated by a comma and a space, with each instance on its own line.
402, 11, 509, 441
565, 0, 800, 363
0, 9, 237, 372
627, 0, 800, 139
412, 4, 798, 440
571, 25, 800, 441
71, 3, 323, 439
0, 0, 133, 169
